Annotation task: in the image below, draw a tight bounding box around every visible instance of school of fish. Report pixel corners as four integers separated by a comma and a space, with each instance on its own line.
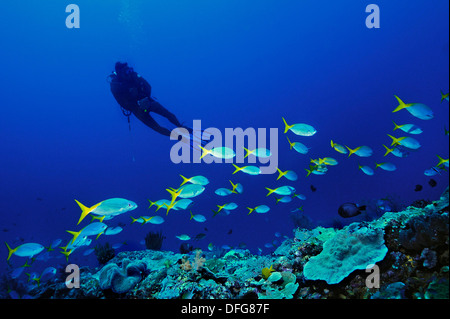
4, 91, 449, 291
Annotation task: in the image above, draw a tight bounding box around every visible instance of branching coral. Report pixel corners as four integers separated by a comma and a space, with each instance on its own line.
179, 250, 206, 272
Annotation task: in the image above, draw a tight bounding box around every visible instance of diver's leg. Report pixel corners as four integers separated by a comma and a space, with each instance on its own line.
134, 111, 172, 137
148, 101, 189, 130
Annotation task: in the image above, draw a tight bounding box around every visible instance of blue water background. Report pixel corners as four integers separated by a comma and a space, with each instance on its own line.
0, 1, 448, 274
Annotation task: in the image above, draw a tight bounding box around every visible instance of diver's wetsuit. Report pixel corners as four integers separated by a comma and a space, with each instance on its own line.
109, 68, 186, 137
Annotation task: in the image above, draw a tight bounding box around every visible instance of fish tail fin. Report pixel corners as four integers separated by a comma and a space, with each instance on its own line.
382, 144, 392, 157
374, 162, 380, 169
5, 242, 16, 261
229, 180, 238, 193
393, 95, 409, 112
282, 117, 293, 134
74, 199, 101, 225
139, 216, 148, 225
392, 120, 401, 131
189, 210, 194, 220
60, 249, 71, 262
166, 188, 182, 203
216, 204, 225, 212
345, 146, 355, 157
199, 145, 209, 159
147, 199, 155, 209
66, 230, 80, 244
131, 216, 138, 224
265, 187, 276, 197
232, 164, 242, 174
330, 140, 335, 148
436, 155, 447, 167
179, 174, 190, 186
276, 168, 284, 180
387, 134, 401, 146
163, 202, 174, 216
211, 209, 220, 217
246, 207, 255, 215
441, 90, 446, 103
243, 147, 251, 158
286, 136, 293, 149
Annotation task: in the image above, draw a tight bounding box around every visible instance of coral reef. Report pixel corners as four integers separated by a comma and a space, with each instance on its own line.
24, 186, 449, 299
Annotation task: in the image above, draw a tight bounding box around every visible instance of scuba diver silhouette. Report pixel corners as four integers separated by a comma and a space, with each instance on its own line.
109, 62, 193, 137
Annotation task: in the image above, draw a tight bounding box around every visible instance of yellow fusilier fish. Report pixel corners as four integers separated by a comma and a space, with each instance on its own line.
5, 242, 45, 261
265, 186, 296, 197
345, 145, 373, 157
167, 184, 205, 200
243, 147, 271, 158
246, 205, 270, 215
216, 202, 238, 212
392, 120, 422, 135
232, 164, 261, 175
392, 95, 434, 120
276, 168, 298, 181
382, 144, 409, 158
286, 136, 309, 154
179, 174, 209, 186
375, 162, 397, 171
358, 164, 374, 176
199, 146, 235, 159
330, 140, 348, 154
66, 222, 108, 244
387, 134, 421, 150
282, 117, 317, 136
74, 198, 137, 225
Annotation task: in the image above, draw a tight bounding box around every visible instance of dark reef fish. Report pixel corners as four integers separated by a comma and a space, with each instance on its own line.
310, 185, 317, 192
428, 179, 437, 187
415, 184, 423, 192
338, 203, 366, 218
